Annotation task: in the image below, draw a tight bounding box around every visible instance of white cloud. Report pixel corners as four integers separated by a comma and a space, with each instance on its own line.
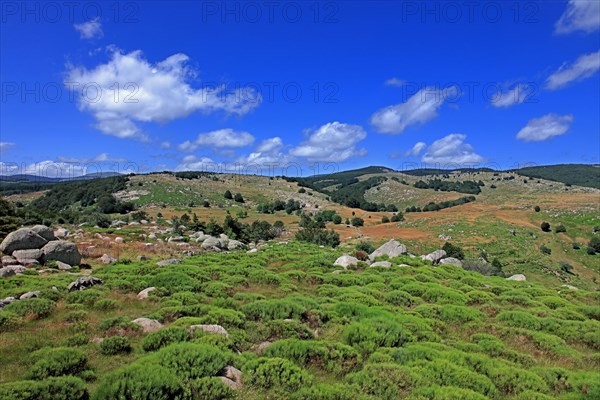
545, 50, 600, 90
65, 50, 261, 140
178, 129, 255, 152
555, 0, 600, 34
405, 141, 427, 157
0, 142, 15, 150
371, 86, 458, 134
421, 134, 485, 165
175, 155, 216, 171
160, 141, 171, 149
491, 84, 531, 108
384, 77, 406, 87
240, 137, 290, 165
0, 160, 87, 177
290, 122, 367, 162
74, 18, 103, 39
57, 153, 128, 163
516, 113, 573, 142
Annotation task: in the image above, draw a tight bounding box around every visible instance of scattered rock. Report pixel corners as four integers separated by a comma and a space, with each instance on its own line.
136, 255, 147, 262
256, 340, 273, 353
0, 228, 48, 254
189, 324, 229, 337
506, 274, 526, 281
19, 291, 40, 300
157, 259, 180, 266
68, 276, 103, 291
370, 261, 392, 268
561, 284, 579, 290
99, 254, 117, 265
333, 255, 359, 270
421, 250, 447, 264
111, 220, 127, 227
0, 267, 16, 278
227, 239, 246, 250
218, 377, 242, 390
42, 240, 82, 265
114, 237, 124, 244
1, 256, 18, 266
132, 317, 163, 333
201, 236, 222, 250
137, 287, 156, 300
218, 234, 230, 248
0, 297, 16, 309
439, 257, 463, 267
223, 366, 242, 384
54, 228, 69, 238
168, 236, 185, 243
369, 240, 407, 260
30, 225, 57, 241
56, 261, 72, 270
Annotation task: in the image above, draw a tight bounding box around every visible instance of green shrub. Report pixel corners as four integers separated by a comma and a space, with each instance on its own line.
497, 311, 541, 330
442, 242, 465, 260
99, 336, 132, 355
0, 311, 19, 331
488, 366, 547, 395
348, 363, 414, 399
244, 357, 312, 390
66, 290, 103, 306
3, 298, 54, 319
64, 311, 88, 323
416, 359, 497, 397
93, 363, 183, 400
0, 376, 89, 400
264, 339, 361, 373
142, 327, 190, 352
356, 241, 375, 254
149, 272, 198, 294
189, 377, 235, 400
154, 343, 228, 381
351, 217, 364, 227
93, 298, 120, 311
27, 347, 89, 380
384, 290, 416, 307
541, 222, 551, 232
243, 298, 307, 321
66, 334, 89, 347
98, 316, 141, 335
343, 318, 413, 353
414, 385, 488, 400
290, 383, 361, 400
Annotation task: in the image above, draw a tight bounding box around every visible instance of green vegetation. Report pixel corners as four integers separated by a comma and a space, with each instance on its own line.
515, 164, 600, 189
406, 196, 476, 213
414, 179, 482, 195
1, 241, 598, 399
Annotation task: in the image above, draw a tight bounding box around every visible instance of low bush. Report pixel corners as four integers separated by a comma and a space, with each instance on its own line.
99, 336, 132, 355
0, 376, 89, 400
154, 343, 229, 381
348, 363, 414, 399
3, 298, 54, 319
244, 357, 312, 391
189, 377, 235, 400
264, 339, 361, 373
290, 383, 361, 400
142, 326, 190, 352
343, 318, 413, 352
27, 347, 89, 380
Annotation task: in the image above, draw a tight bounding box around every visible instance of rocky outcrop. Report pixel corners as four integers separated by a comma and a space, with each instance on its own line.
506, 274, 526, 281
30, 225, 57, 241
132, 317, 163, 333
12, 249, 43, 263
157, 259, 180, 266
137, 287, 156, 300
369, 240, 407, 260
99, 254, 117, 265
421, 250, 447, 264
333, 255, 359, 270
0, 228, 48, 254
68, 276, 103, 291
42, 240, 82, 265
439, 257, 463, 267
189, 324, 230, 337
370, 261, 392, 268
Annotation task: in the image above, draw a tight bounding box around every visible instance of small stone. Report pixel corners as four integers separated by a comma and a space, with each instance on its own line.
137, 287, 156, 300
19, 291, 40, 300
132, 317, 163, 333
506, 274, 526, 281
189, 324, 229, 337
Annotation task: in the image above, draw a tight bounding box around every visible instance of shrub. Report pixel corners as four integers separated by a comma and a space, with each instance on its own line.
381, 216, 390, 223
244, 357, 312, 390
98, 316, 141, 335
142, 327, 190, 352
0, 376, 89, 400
414, 385, 488, 400
99, 336, 132, 355
348, 363, 414, 399
290, 383, 360, 400
264, 339, 361, 373
64, 311, 88, 323
243, 298, 307, 321
154, 343, 228, 381
3, 298, 54, 319
0, 311, 19, 331
66, 290, 103, 306
93, 363, 183, 400
442, 242, 465, 260
149, 272, 197, 294
416, 359, 497, 397
332, 214, 342, 224
391, 213, 404, 222
488, 366, 547, 395
93, 298, 120, 311
384, 290, 416, 307
27, 347, 89, 380
189, 377, 235, 400
555, 224, 567, 233
356, 241, 375, 254
343, 318, 413, 352
233, 193, 244, 203
541, 222, 551, 232
223, 190, 232, 199
588, 237, 600, 254
534, 206, 541, 212
539, 244, 552, 255
351, 217, 364, 227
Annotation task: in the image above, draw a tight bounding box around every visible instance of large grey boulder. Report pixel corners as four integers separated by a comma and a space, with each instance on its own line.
421, 250, 447, 264
132, 317, 163, 333
370, 261, 392, 268
1, 256, 18, 266
54, 228, 69, 238
68, 276, 103, 291
30, 225, 57, 242
218, 366, 243, 389
218, 377, 242, 390
157, 259, 180, 266
42, 240, 82, 265
201, 236, 222, 250
0, 228, 48, 254
19, 291, 40, 300
369, 240, 407, 260
99, 254, 117, 265
189, 324, 230, 337
12, 249, 43, 264
219, 234, 230, 248
0, 267, 16, 278
137, 287, 156, 300
227, 240, 246, 250
506, 274, 526, 281
439, 257, 463, 267
333, 255, 359, 270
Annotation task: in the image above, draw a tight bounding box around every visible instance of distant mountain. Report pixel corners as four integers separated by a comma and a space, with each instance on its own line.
402, 168, 495, 176
512, 164, 600, 189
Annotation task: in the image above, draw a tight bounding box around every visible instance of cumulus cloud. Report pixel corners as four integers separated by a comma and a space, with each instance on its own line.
384, 77, 406, 87
516, 113, 573, 142
239, 137, 292, 165
405, 141, 427, 157
175, 155, 216, 171
290, 122, 367, 162
545, 50, 600, 90
491, 84, 531, 108
0, 160, 87, 177
65, 50, 261, 140
0, 142, 15, 151
555, 0, 600, 34
420, 134, 485, 165
178, 129, 255, 152
74, 17, 103, 39
371, 87, 458, 134
57, 153, 127, 163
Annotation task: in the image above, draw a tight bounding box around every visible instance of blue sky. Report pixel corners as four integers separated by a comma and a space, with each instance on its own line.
0, 0, 599, 177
